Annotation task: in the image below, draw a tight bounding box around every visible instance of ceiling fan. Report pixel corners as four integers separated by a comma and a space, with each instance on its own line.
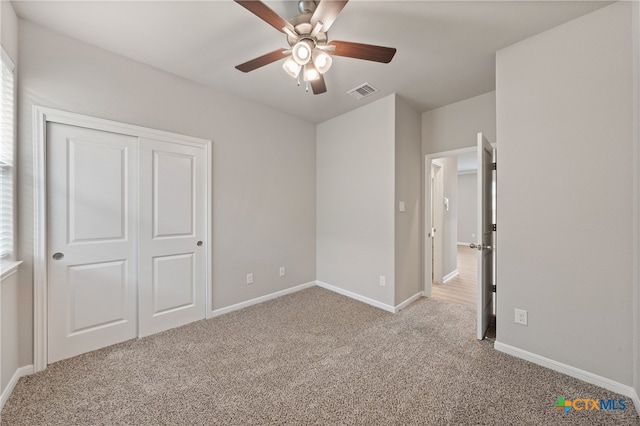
234, 0, 397, 95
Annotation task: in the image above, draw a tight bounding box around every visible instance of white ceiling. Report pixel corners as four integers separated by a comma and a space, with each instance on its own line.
11, 0, 611, 124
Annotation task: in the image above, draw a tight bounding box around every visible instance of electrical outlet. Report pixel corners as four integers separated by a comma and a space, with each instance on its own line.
379, 275, 386, 286
515, 308, 528, 326
279, 266, 285, 277
246, 273, 253, 285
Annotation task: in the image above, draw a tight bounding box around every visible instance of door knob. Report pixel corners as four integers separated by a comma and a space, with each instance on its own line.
52, 252, 64, 260
197, 241, 203, 247
470, 244, 492, 251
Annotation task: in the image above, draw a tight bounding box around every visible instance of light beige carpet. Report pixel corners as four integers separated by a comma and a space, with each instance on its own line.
2, 287, 639, 425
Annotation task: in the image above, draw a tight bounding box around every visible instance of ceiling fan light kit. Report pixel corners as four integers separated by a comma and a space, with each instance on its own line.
234, 0, 397, 95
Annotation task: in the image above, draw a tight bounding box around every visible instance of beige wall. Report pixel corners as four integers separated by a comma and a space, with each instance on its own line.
422, 91, 496, 155
317, 94, 421, 308
496, 2, 634, 385
1, 271, 19, 395
316, 95, 396, 306
16, 20, 317, 367
394, 96, 422, 305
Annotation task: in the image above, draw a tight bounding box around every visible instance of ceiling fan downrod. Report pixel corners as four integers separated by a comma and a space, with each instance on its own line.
298, 0, 318, 15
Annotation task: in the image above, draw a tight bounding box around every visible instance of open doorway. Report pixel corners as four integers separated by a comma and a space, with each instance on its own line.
428, 150, 477, 308
424, 138, 496, 340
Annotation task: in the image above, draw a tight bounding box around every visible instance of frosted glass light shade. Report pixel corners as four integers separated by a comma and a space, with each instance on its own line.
292, 40, 314, 65
303, 63, 320, 81
312, 50, 332, 74
282, 56, 301, 78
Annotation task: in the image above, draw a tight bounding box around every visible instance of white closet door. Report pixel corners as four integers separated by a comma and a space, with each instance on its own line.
138, 138, 207, 337
47, 123, 138, 363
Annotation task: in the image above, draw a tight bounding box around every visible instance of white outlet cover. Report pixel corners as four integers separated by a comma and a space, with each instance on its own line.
515, 308, 528, 325
247, 273, 253, 284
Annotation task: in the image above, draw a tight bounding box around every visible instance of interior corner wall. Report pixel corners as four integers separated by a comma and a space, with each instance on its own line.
316, 95, 396, 307
394, 96, 422, 306
16, 20, 317, 367
496, 1, 634, 385
422, 91, 496, 155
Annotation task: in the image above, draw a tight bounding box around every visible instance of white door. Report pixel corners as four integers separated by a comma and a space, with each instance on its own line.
475, 133, 494, 340
48, 123, 138, 363
138, 138, 207, 337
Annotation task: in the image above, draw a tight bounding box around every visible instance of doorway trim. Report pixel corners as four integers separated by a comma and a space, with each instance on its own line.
431, 161, 444, 285
32, 106, 213, 372
423, 146, 476, 298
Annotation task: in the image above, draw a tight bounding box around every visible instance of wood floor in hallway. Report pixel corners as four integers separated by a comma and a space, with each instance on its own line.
432, 245, 477, 309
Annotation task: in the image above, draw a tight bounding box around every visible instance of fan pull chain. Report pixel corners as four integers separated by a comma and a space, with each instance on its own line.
297, 72, 301, 87
305, 81, 310, 93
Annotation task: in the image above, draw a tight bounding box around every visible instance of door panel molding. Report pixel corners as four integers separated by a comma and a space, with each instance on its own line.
33, 106, 212, 372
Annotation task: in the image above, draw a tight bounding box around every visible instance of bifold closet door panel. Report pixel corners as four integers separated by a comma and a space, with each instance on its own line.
137, 138, 207, 337
47, 123, 138, 364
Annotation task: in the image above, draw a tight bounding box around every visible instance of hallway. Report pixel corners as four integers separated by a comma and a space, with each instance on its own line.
431, 245, 476, 309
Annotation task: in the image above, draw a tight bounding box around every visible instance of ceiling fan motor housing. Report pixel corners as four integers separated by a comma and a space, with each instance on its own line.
287, 13, 328, 48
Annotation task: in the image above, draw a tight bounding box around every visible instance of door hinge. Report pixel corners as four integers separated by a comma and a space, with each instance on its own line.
492, 285, 497, 293
493, 224, 496, 232
492, 162, 497, 171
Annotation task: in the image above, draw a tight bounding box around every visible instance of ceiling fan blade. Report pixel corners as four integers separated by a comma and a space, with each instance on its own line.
329, 40, 397, 63
235, 0, 295, 33
310, 0, 348, 32
311, 75, 327, 95
236, 49, 289, 73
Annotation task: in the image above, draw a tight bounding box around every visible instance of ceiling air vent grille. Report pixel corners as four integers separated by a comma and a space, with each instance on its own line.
347, 83, 378, 100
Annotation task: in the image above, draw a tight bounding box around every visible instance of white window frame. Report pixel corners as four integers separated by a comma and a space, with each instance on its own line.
0, 47, 19, 278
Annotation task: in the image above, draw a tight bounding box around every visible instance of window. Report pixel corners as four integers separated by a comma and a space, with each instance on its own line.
1, 48, 15, 261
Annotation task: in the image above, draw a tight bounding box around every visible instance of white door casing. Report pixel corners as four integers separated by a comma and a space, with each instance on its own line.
476, 132, 494, 340
423, 147, 476, 299
33, 107, 212, 371
47, 123, 138, 363
138, 138, 207, 337
431, 162, 444, 284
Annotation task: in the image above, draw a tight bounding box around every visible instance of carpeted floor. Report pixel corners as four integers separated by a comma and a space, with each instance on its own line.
2, 287, 639, 425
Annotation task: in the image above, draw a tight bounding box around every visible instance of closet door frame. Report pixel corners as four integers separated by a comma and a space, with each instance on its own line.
33, 106, 212, 372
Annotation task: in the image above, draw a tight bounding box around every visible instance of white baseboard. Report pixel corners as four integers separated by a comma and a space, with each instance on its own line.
442, 270, 459, 283
395, 292, 424, 312
316, 281, 396, 313
495, 342, 639, 405
1, 365, 34, 410
209, 281, 316, 318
